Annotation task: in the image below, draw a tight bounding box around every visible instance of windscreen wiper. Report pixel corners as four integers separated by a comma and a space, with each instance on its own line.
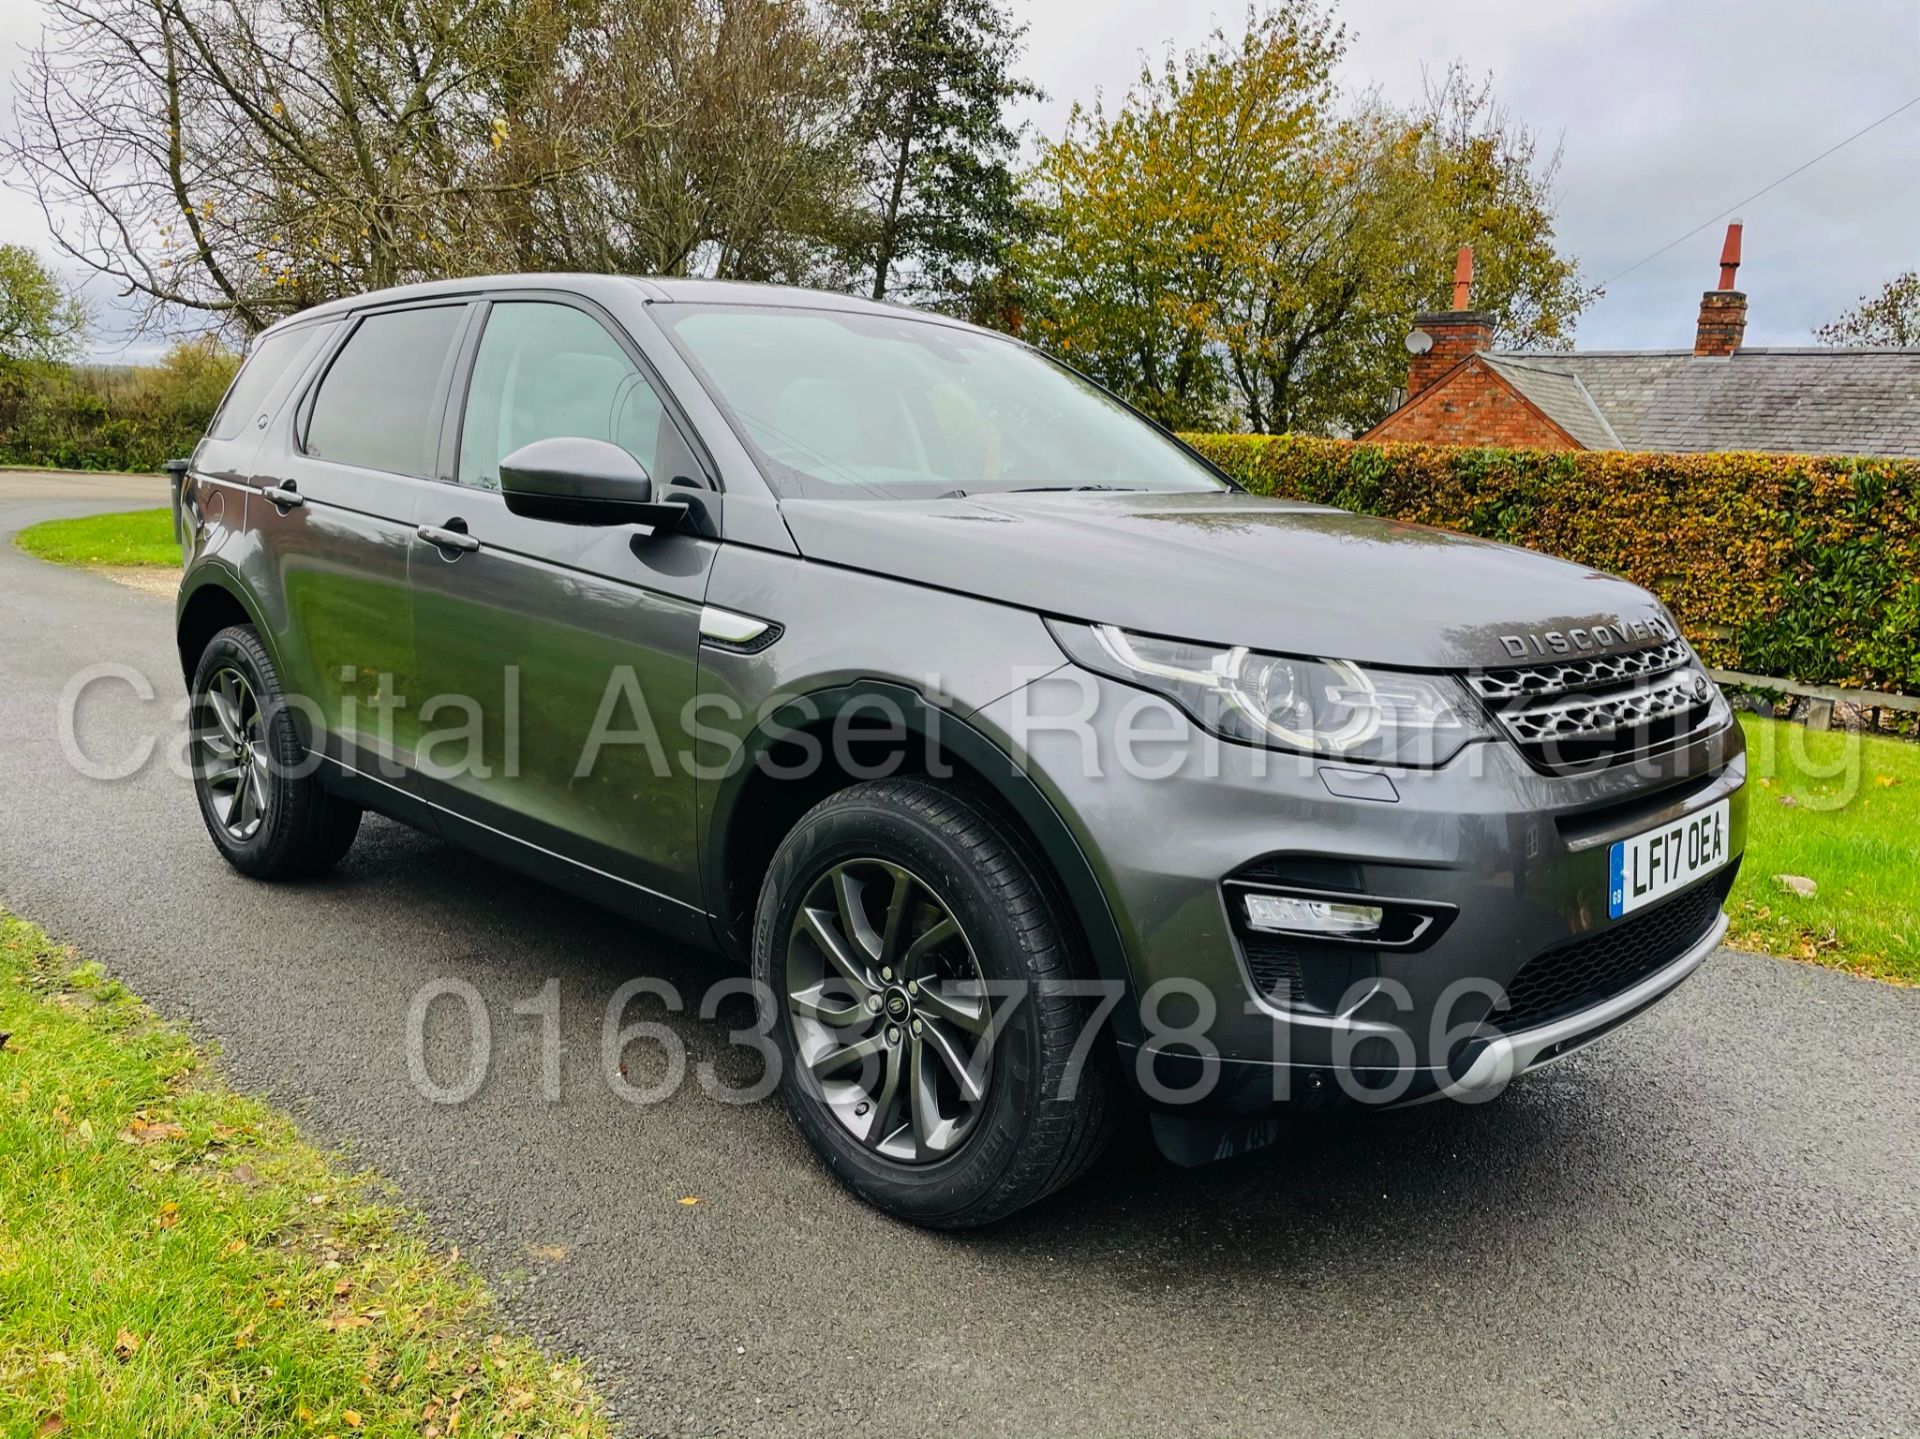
1002, 484, 1133, 493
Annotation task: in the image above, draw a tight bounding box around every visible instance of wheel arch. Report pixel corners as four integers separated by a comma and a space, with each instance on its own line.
705, 681, 1141, 1044
176, 566, 275, 685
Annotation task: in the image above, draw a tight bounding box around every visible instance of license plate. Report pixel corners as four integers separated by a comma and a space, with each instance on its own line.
1608, 797, 1731, 919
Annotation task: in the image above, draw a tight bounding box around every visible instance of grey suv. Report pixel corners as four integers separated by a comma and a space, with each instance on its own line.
175, 275, 1747, 1225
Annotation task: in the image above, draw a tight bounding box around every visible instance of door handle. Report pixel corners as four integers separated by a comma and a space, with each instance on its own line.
416, 522, 480, 554
262, 484, 303, 510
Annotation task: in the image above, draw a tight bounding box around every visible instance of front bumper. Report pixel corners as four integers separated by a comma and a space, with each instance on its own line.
970, 670, 1747, 1112
1451, 907, 1727, 1090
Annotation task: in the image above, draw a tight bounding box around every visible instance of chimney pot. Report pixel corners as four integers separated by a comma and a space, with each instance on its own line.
1717, 219, 1743, 290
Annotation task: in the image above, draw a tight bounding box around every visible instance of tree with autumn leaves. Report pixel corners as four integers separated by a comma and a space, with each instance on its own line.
1816, 272, 1920, 348
1015, 11, 1592, 434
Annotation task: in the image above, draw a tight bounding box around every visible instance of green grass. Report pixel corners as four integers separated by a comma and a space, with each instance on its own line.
0, 910, 609, 1439
1730, 714, 1920, 983
15, 508, 180, 568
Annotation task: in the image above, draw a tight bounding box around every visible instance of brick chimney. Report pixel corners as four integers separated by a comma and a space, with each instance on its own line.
1694, 221, 1747, 357
1406, 247, 1493, 396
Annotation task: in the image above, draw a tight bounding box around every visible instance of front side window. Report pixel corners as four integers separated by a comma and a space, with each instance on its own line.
304, 305, 465, 478
655, 305, 1230, 500
457, 301, 701, 491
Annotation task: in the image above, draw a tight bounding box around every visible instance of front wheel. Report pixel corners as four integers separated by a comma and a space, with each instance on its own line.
188, 624, 361, 878
754, 779, 1116, 1227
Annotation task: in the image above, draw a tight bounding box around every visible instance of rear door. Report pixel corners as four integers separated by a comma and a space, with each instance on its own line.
251, 301, 471, 792
408, 295, 719, 935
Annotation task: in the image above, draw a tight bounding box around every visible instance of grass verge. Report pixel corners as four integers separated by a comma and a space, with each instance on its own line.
15, 508, 179, 568
1730, 714, 1919, 984
0, 909, 609, 1439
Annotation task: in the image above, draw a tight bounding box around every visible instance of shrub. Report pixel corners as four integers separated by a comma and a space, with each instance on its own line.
1181, 433, 1920, 695
0, 338, 239, 472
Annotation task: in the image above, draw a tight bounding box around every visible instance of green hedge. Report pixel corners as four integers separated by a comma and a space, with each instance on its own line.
1181, 433, 1920, 695
0, 342, 237, 473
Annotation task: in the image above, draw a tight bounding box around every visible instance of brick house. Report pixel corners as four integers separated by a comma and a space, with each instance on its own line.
1362, 225, 1920, 458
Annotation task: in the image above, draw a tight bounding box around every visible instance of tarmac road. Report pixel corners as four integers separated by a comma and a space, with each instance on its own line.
3, 472, 1918, 1437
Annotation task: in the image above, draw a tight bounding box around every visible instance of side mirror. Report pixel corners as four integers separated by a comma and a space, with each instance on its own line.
498, 436, 690, 529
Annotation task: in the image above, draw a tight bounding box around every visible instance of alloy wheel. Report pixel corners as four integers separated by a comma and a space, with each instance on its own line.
196, 666, 271, 841
785, 859, 994, 1163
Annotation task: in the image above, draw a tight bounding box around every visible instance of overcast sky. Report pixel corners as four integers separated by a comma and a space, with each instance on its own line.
3, 0, 1917, 359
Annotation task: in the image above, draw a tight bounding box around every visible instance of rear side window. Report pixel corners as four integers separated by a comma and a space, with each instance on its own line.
209, 325, 328, 441
304, 306, 465, 478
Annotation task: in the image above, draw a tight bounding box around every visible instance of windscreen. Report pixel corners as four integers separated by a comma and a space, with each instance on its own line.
655, 304, 1229, 500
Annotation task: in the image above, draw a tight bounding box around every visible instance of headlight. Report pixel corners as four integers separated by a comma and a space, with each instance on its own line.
1045, 620, 1494, 765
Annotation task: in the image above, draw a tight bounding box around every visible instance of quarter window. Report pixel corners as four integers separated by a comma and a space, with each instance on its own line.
209, 324, 330, 442
304, 305, 465, 478
457, 301, 701, 491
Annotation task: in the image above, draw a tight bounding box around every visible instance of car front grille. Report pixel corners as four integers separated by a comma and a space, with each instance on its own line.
1493, 867, 1736, 1034
1465, 639, 1725, 773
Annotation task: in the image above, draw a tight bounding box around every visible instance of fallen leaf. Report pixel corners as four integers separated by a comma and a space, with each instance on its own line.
342, 1411, 363, 1429
234, 1322, 257, 1350
35, 1414, 63, 1438
156, 1201, 181, 1230
114, 1329, 141, 1359
120, 1118, 186, 1145
1875, 774, 1898, 787
221, 1238, 248, 1257
677, 1196, 700, 1207
527, 1243, 568, 1262
322, 1314, 374, 1332
75, 1120, 94, 1144
1774, 874, 1818, 899
1778, 794, 1798, 807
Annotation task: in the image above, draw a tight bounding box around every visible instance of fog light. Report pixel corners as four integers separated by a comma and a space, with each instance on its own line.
1243, 893, 1384, 936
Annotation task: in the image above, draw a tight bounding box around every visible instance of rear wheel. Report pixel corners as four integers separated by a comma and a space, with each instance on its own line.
754, 779, 1116, 1227
188, 624, 360, 878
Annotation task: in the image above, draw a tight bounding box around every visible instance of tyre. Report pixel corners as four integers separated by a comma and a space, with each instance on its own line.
754, 778, 1117, 1227
188, 623, 361, 878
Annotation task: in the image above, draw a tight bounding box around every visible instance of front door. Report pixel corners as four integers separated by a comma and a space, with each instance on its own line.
408, 298, 718, 932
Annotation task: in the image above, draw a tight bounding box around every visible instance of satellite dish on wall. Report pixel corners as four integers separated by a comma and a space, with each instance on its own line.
1405, 329, 1434, 355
